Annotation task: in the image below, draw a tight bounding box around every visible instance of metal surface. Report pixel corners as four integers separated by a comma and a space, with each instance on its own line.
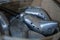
25, 6, 50, 20
23, 14, 58, 36
0, 12, 9, 30
20, 6, 59, 36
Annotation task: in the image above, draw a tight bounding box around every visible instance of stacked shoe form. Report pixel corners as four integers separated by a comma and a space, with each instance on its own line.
20, 6, 59, 36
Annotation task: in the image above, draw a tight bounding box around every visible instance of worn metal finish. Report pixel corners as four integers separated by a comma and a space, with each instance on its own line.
20, 6, 59, 36
23, 14, 58, 36
25, 6, 50, 20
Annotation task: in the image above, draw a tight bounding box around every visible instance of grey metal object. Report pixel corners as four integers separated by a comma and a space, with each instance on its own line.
23, 14, 58, 35
20, 6, 59, 36
0, 12, 9, 30
25, 6, 50, 20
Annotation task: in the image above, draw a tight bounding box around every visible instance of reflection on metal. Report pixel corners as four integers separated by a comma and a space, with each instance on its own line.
23, 15, 58, 36
0, 12, 9, 30
25, 6, 50, 20
20, 6, 59, 36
